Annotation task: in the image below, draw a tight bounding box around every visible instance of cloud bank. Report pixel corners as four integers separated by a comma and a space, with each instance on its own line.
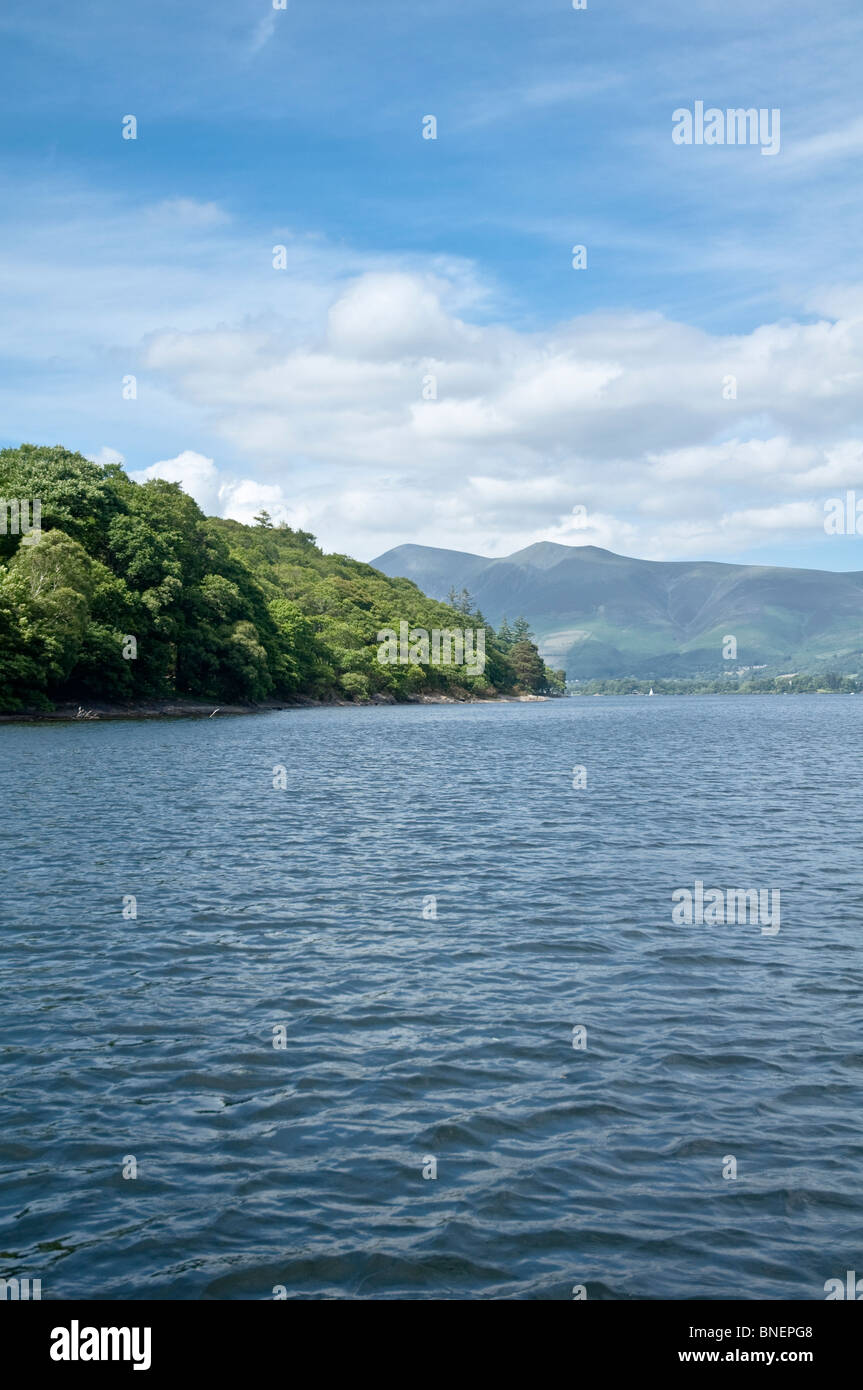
133, 266, 863, 561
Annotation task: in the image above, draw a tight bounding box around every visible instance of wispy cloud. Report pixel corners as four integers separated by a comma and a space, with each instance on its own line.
782, 115, 863, 168
457, 70, 622, 130
248, 11, 278, 58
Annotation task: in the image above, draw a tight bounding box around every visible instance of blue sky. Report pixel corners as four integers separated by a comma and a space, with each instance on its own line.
2, 0, 863, 568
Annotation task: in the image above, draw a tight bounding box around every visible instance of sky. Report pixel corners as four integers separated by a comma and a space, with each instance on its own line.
2, 0, 863, 568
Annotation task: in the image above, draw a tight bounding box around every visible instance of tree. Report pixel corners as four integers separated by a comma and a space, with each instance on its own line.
509, 639, 546, 693
0, 443, 559, 709
7, 529, 93, 690
446, 586, 475, 615
0, 562, 49, 709
0, 443, 129, 562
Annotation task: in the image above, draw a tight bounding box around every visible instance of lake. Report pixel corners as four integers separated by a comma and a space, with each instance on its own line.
1, 695, 861, 1299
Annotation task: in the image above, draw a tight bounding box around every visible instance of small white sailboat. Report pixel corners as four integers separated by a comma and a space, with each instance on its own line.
648, 687, 654, 696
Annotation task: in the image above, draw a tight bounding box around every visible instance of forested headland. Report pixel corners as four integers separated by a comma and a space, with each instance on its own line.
0, 446, 565, 712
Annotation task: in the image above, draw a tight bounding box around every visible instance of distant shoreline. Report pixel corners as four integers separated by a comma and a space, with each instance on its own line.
569, 686, 860, 697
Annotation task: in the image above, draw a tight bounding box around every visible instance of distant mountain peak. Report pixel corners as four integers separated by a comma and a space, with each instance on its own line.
370, 540, 863, 680
506, 541, 616, 569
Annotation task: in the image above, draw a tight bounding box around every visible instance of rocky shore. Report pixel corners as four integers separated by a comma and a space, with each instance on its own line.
0, 692, 550, 723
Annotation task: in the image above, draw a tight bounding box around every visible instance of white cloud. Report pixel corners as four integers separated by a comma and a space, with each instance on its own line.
130, 450, 305, 530
539, 507, 639, 551
647, 438, 815, 484
127, 266, 863, 559
327, 272, 480, 361
87, 446, 126, 467
147, 199, 231, 229
7, 181, 863, 564
721, 500, 822, 533
219, 477, 308, 529
132, 451, 223, 514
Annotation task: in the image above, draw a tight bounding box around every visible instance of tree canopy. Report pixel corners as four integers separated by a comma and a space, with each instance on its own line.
0, 445, 565, 711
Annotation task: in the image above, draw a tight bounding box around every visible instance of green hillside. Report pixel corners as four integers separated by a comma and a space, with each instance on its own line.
373, 541, 863, 679
0, 445, 562, 712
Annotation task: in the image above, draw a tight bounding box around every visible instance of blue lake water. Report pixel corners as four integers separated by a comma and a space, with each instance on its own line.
1, 695, 862, 1300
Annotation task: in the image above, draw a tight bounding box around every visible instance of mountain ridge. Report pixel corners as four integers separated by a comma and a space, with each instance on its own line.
371, 541, 863, 678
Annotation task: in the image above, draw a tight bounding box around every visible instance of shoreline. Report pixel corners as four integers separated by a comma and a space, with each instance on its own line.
0, 693, 551, 724
0, 688, 854, 723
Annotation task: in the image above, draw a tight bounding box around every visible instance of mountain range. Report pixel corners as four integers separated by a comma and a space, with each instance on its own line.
371, 541, 863, 679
